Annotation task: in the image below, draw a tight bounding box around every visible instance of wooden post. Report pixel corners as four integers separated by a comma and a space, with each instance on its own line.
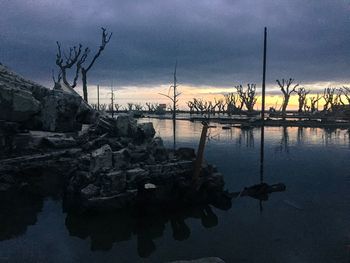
97, 85, 100, 111
193, 121, 208, 181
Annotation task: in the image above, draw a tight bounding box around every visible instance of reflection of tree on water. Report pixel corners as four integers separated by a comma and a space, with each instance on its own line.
276, 126, 289, 153
0, 192, 43, 241
297, 127, 304, 145
237, 128, 255, 148
65, 204, 219, 258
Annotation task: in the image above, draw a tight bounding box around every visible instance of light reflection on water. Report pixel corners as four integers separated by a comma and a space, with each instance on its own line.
0, 118, 349, 263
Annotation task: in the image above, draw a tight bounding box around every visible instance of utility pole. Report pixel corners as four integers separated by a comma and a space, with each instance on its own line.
260, 27, 267, 185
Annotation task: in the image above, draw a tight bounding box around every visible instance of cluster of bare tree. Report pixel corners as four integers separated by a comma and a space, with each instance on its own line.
53, 27, 112, 103
276, 78, 350, 117
186, 84, 258, 115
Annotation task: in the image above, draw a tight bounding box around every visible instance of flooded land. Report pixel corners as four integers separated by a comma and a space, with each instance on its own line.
0, 118, 349, 263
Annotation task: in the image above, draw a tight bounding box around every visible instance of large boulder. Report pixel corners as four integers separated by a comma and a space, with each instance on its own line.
0, 87, 40, 123
40, 90, 83, 132
90, 144, 113, 173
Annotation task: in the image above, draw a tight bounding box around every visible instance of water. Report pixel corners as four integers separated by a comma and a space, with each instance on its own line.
0, 119, 349, 263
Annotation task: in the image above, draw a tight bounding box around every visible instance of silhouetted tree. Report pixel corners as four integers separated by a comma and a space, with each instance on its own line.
55, 42, 88, 90
309, 94, 321, 113
160, 61, 181, 120
322, 88, 336, 112
340, 86, 350, 104
81, 28, 112, 102
224, 92, 242, 115
235, 84, 257, 112
296, 87, 310, 113
276, 78, 299, 119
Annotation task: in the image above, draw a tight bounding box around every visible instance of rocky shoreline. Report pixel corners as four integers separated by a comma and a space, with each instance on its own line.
0, 64, 230, 212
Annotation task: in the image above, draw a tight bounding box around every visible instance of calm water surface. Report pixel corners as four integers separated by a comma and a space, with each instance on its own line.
0, 118, 349, 263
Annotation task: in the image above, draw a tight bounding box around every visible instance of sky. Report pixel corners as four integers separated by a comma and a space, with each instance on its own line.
1, 0, 350, 108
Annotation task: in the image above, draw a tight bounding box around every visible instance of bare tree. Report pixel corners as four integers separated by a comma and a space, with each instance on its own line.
187, 101, 195, 115
81, 27, 112, 102
235, 84, 257, 112
127, 103, 134, 111
340, 86, 350, 105
322, 88, 336, 112
296, 87, 310, 113
309, 94, 321, 113
55, 42, 88, 90
159, 61, 181, 121
276, 78, 299, 119
224, 92, 242, 115
114, 103, 121, 112
52, 70, 62, 90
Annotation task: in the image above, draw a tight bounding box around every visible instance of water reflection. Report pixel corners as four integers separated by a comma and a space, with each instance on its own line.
0, 192, 43, 241
65, 205, 219, 257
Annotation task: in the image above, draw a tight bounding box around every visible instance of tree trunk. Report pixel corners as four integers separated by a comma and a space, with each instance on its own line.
82, 69, 88, 103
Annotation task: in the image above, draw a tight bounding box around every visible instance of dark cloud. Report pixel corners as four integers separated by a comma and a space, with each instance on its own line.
1, 0, 349, 89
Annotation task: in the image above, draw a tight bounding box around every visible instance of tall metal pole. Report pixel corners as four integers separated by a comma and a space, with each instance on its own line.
260, 27, 267, 185
97, 85, 100, 111
261, 27, 267, 122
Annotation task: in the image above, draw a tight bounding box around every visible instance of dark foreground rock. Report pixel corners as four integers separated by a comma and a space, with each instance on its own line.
0, 112, 229, 212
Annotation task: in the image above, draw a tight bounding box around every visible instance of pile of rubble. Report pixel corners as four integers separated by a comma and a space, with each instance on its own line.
0, 64, 228, 211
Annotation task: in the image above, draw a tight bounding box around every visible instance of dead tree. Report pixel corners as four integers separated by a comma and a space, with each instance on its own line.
235, 84, 257, 113
145, 102, 157, 112
81, 27, 112, 102
114, 104, 121, 112
310, 94, 321, 113
340, 86, 350, 105
187, 101, 194, 115
159, 61, 181, 121
276, 78, 299, 119
224, 93, 242, 115
127, 103, 134, 111
52, 70, 62, 90
134, 103, 144, 111
296, 87, 310, 113
215, 98, 225, 113
322, 88, 336, 112
55, 42, 88, 90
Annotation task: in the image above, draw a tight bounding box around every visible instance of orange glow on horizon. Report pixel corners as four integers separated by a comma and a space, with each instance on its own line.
74, 81, 349, 111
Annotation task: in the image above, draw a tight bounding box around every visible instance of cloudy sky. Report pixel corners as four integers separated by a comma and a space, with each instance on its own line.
1, 0, 349, 107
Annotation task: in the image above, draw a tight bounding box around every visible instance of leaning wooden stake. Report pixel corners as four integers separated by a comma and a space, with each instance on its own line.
193, 121, 208, 181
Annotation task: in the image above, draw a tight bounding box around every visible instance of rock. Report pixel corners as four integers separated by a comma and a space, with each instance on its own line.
40, 90, 83, 132
167, 257, 226, 263
0, 86, 41, 123
41, 135, 76, 149
0, 64, 95, 132
81, 184, 100, 199
112, 148, 130, 170
106, 170, 126, 193
90, 144, 113, 173
126, 168, 149, 188
176, 147, 196, 160
137, 122, 156, 140
115, 114, 137, 137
